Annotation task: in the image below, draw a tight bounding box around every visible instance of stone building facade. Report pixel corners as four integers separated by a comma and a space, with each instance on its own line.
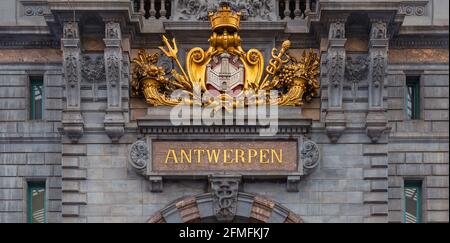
0, 0, 448, 223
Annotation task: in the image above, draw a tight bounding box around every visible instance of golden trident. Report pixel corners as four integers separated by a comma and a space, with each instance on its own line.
159, 35, 189, 82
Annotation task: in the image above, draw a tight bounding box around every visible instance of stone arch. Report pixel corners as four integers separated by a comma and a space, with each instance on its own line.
147, 192, 303, 223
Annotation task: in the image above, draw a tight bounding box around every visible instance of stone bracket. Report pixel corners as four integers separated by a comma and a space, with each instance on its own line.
104, 112, 125, 142
148, 176, 163, 193
62, 111, 84, 143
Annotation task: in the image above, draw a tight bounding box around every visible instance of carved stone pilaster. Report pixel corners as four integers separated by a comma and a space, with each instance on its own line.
62, 21, 84, 142
209, 175, 241, 222
366, 19, 389, 143
103, 21, 125, 142
325, 18, 347, 143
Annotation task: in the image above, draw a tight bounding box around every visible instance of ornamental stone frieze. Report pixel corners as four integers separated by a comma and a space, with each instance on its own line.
61, 21, 84, 142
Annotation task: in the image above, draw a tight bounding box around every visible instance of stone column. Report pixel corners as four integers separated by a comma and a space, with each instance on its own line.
366, 18, 389, 142
103, 21, 125, 142
325, 17, 348, 142
61, 21, 84, 142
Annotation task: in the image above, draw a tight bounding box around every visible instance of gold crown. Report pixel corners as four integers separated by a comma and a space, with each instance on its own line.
208, 2, 241, 32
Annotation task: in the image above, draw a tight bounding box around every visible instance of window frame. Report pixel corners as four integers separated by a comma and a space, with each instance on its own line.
27, 181, 46, 223
29, 77, 45, 120
405, 76, 421, 120
403, 180, 422, 223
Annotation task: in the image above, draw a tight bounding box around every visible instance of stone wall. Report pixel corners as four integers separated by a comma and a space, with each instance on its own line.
386, 58, 449, 223
0, 62, 63, 223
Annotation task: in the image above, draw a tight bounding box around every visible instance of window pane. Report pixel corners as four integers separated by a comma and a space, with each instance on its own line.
30, 79, 44, 120
404, 181, 421, 223
406, 76, 420, 120
28, 183, 46, 223
406, 85, 414, 119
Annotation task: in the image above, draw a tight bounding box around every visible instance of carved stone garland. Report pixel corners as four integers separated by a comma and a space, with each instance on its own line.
345, 56, 369, 102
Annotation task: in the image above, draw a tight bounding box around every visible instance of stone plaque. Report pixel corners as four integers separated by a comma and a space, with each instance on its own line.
152, 140, 298, 172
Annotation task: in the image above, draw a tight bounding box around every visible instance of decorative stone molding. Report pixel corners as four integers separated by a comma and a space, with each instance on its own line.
210, 175, 241, 222
103, 21, 125, 142
62, 21, 84, 142
21, 1, 49, 17
174, 0, 276, 21
300, 139, 320, 173
399, 1, 428, 16
325, 17, 348, 143
129, 139, 149, 174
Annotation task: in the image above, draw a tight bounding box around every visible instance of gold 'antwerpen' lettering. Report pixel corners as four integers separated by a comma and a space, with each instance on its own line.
180, 149, 192, 164
193, 149, 205, 163
163, 148, 287, 165
235, 149, 245, 163
260, 149, 270, 164
164, 149, 178, 164
207, 149, 220, 163
223, 149, 234, 164
248, 149, 258, 163
272, 149, 282, 163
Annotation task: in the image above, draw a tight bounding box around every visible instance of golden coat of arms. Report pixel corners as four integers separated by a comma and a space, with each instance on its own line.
131, 2, 320, 108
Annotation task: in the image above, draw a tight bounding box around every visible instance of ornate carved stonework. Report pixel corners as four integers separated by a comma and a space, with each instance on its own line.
81, 55, 105, 83
210, 175, 241, 222
129, 139, 149, 173
132, 4, 320, 108
62, 21, 84, 142
366, 20, 388, 143
345, 56, 369, 83
328, 50, 345, 90
329, 21, 345, 39
371, 52, 385, 107
325, 18, 347, 143
175, 0, 276, 21
370, 21, 387, 39
63, 22, 79, 39
345, 55, 369, 102
301, 139, 320, 173
105, 22, 121, 39
103, 21, 125, 142
399, 3, 427, 16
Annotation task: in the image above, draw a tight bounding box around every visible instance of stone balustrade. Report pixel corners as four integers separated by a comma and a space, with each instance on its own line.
131, 0, 317, 21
